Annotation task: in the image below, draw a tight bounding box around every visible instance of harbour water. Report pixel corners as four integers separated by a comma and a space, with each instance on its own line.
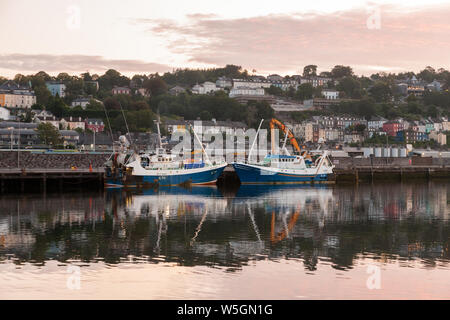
0, 182, 449, 299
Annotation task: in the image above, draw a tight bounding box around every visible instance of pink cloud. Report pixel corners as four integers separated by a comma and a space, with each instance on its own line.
141, 4, 450, 75
0, 53, 171, 75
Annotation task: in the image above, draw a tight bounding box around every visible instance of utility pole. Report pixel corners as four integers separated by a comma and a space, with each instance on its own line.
18, 115, 20, 168
93, 128, 96, 152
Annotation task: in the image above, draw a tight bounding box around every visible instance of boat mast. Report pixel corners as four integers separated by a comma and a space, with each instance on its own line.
248, 119, 264, 163
154, 114, 163, 149
281, 128, 289, 155
190, 123, 211, 164
119, 101, 132, 147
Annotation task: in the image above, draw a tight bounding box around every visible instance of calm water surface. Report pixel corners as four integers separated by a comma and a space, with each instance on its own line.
0, 182, 449, 299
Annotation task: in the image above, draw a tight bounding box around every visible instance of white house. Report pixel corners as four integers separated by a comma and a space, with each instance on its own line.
232, 79, 272, 89
367, 116, 387, 131
322, 89, 339, 100
71, 97, 101, 110
295, 76, 332, 88
192, 82, 220, 94
229, 87, 265, 97
0, 107, 10, 120
216, 77, 233, 88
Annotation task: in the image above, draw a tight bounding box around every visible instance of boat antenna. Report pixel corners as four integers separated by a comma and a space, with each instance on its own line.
248, 119, 264, 163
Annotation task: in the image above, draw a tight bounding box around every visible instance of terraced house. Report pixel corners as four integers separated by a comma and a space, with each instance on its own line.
0, 81, 36, 108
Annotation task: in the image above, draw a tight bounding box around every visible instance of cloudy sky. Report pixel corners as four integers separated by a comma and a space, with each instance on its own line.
0, 0, 449, 78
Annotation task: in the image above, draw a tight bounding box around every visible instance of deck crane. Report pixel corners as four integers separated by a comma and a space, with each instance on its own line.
269, 118, 309, 159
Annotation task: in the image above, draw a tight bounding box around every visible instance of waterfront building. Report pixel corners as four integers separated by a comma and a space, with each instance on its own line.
79, 132, 113, 151
45, 81, 66, 97
0, 128, 39, 147
59, 130, 80, 146
0, 121, 38, 129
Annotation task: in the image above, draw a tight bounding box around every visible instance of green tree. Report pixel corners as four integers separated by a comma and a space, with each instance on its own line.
37, 123, 63, 146
266, 85, 283, 96
418, 66, 436, 83
199, 110, 212, 120
303, 65, 317, 77
295, 83, 314, 100
143, 77, 168, 96
331, 65, 353, 79
86, 99, 104, 111
369, 81, 392, 102
47, 95, 69, 118
337, 76, 362, 99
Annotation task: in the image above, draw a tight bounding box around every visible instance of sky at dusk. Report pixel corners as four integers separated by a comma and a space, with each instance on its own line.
0, 0, 449, 78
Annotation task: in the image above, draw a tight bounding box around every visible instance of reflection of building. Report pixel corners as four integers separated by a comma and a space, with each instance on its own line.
0, 183, 449, 271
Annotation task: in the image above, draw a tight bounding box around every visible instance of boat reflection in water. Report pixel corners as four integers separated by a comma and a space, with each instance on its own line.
1, 183, 448, 269
0, 182, 449, 298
